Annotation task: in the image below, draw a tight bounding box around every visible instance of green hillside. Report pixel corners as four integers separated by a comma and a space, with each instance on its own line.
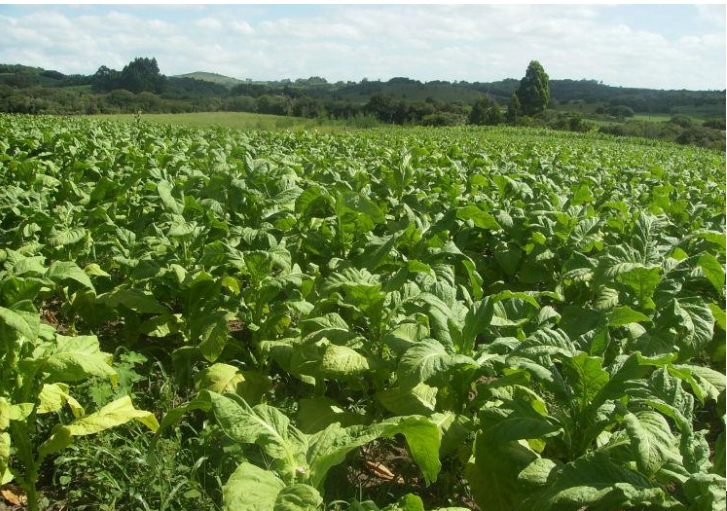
175, 71, 245, 88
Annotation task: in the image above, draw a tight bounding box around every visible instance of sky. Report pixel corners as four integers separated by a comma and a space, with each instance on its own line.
0, 4, 724, 90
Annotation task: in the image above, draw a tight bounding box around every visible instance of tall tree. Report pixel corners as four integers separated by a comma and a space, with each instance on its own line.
468, 96, 493, 125
118, 57, 165, 94
515, 61, 550, 115
506, 94, 521, 123
469, 96, 503, 126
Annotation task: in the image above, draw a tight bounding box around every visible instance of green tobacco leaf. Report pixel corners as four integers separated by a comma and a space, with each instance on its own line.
319, 344, 370, 378
608, 306, 650, 327
222, 462, 284, 511
33, 334, 117, 383
0, 399, 33, 427
157, 180, 183, 214
657, 298, 715, 361
480, 400, 560, 444
207, 392, 307, 478
194, 363, 271, 404
517, 452, 678, 511
698, 253, 725, 295
561, 353, 609, 409
297, 397, 367, 434
139, 314, 182, 337
466, 436, 537, 511
376, 383, 438, 415
0, 432, 9, 483
48, 227, 87, 248
682, 473, 725, 511
46, 261, 95, 292
197, 311, 233, 362
618, 266, 661, 309
672, 364, 726, 402
273, 485, 322, 511
708, 303, 725, 331
100, 288, 167, 314
0, 305, 39, 340
462, 297, 495, 354
335, 191, 385, 233
456, 205, 501, 230
306, 415, 441, 488
397, 339, 475, 389
623, 410, 678, 477
223, 462, 322, 511
431, 412, 472, 457
512, 328, 576, 360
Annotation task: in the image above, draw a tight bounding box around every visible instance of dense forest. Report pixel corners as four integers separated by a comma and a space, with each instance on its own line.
0, 58, 725, 149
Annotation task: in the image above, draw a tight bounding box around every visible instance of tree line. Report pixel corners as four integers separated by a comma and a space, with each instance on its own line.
0, 58, 724, 149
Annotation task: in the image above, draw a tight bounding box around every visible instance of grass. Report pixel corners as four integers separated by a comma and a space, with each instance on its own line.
88, 111, 379, 132
631, 113, 707, 123
86, 112, 682, 150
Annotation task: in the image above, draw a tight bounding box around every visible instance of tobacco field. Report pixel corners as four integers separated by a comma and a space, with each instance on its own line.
0, 114, 725, 511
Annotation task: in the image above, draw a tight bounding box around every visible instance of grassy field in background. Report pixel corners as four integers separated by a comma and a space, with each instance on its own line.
88, 111, 378, 131
631, 113, 706, 123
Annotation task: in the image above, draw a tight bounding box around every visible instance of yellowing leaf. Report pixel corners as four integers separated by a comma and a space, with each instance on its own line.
63, 396, 158, 436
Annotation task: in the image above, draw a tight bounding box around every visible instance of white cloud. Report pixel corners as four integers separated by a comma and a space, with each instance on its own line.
196, 17, 222, 30
229, 20, 253, 36
695, 4, 726, 27
0, 5, 722, 90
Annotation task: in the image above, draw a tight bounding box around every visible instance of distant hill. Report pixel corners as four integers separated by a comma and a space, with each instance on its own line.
175, 72, 245, 88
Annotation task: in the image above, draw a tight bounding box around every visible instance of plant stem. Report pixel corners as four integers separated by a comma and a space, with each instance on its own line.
11, 422, 39, 511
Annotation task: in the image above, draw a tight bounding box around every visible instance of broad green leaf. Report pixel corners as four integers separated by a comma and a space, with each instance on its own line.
194, 364, 271, 405
708, 303, 726, 331
139, 314, 182, 337
197, 311, 233, 362
456, 205, 501, 230
466, 437, 537, 511
480, 400, 560, 444
431, 412, 473, 457
0, 432, 9, 482
0, 304, 39, 340
623, 410, 678, 476
307, 415, 441, 488
48, 227, 87, 248
222, 461, 285, 511
673, 364, 726, 402
376, 383, 438, 415
608, 306, 650, 327
46, 261, 95, 292
274, 485, 323, 511
335, 191, 385, 233
319, 344, 370, 378
297, 397, 366, 434
100, 288, 167, 314
657, 298, 715, 361
398, 339, 475, 389
561, 353, 610, 409
682, 473, 725, 511
157, 180, 183, 215
698, 253, 725, 295
517, 452, 678, 511
207, 392, 308, 478
32, 334, 117, 383
618, 266, 661, 309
